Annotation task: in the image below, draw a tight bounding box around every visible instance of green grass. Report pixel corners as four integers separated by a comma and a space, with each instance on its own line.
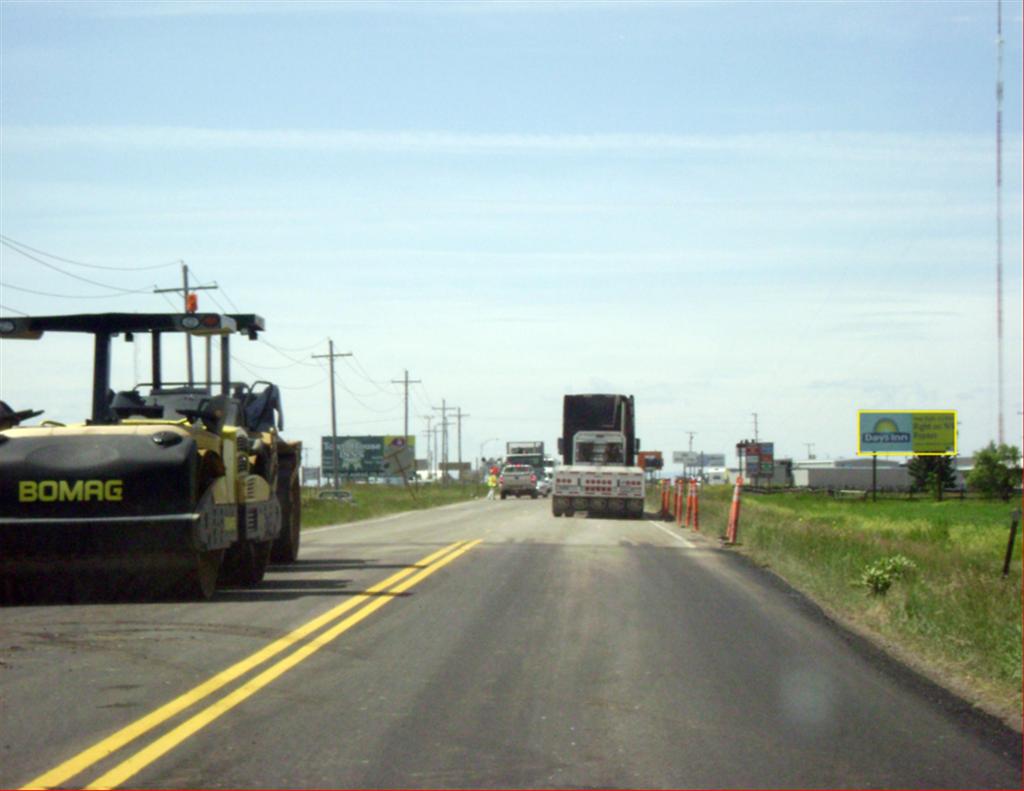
649, 484, 1022, 719
301, 483, 487, 528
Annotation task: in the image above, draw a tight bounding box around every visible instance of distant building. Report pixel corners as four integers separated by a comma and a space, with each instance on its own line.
790, 455, 975, 491
738, 458, 793, 487
791, 457, 904, 490
794, 457, 903, 470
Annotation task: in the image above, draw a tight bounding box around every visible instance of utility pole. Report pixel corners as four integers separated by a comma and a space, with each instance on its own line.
454, 407, 470, 483
684, 431, 696, 478
312, 339, 352, 490
431, 424, 441, 480
154, 262, 218, 388
421, 415, 434, 479
804, 443, 816, 460
391, 369, 421, 444
996, 0, 1006, 444
752, 413, 759, 443
433, 400, 451, 482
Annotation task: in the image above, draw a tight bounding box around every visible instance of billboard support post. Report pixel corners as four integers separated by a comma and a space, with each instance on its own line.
1003, 510, 1020, 579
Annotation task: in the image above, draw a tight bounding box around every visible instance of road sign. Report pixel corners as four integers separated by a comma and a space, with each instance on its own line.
674, 451, 725, 467
382, 435, 416, 477
737, 441, 773, 477
857, 410, 957, 455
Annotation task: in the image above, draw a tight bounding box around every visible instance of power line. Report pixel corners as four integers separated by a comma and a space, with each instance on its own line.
212, 283, 241, 312
413, 380, 435, 411
186, 267, 242, 314
2, 241, 157, 294
154, 262, 219, 387
433, 400, 453, 481
230, 355, 316, 372
230, 356, 328, 389
0, 303, 29, 316
0, 281, 152, 299
334, 417, 399, 427
336, 377, 401, 413
454, 407, 470, 476
257, 339, 323, 369
0, 234, 179, 271
192, 287, 231, 315
155, 291, 181, 311
344, 356, 403, 397
257, 337, 328, 353
272, 377, 331, 392
391, 369, 422, 441
421, 415, 435, 479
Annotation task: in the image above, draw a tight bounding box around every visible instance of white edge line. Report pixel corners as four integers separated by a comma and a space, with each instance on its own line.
646, 519, 696, 548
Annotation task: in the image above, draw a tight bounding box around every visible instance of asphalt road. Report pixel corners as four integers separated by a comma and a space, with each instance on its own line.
1, 498, 1020, 789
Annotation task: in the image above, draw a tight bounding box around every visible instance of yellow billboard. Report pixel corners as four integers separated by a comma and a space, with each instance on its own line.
857, 410, 957, 456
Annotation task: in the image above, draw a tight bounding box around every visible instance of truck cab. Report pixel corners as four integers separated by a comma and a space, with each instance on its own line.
573, 431, 627, 465
552, 394, 645, 520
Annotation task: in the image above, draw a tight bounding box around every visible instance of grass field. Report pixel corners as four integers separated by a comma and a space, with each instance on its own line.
301, 483, 487, 529
650, 484, 1022, 724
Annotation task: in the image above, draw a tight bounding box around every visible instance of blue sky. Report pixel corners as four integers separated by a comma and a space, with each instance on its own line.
1, 0, 1021, 470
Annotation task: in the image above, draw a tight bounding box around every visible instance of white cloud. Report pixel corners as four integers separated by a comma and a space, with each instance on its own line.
2, 125, 1012, 165
83, 0, 673, 18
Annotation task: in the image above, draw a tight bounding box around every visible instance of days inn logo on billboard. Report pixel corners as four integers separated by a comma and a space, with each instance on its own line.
862, 417, 911, 445
857, 410, 957, 456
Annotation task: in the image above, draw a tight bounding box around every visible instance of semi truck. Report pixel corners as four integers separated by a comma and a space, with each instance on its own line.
551, 394, 645, 519
0, 312, 301, 602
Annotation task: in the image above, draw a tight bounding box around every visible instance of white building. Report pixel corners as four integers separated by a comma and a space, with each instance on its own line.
790, 456, 973, 491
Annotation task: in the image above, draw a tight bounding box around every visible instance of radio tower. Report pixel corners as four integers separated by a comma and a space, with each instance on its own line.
995, 0, 1005, 444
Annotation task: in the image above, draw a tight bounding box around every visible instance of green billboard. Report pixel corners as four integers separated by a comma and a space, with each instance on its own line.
321, 435, 417, 476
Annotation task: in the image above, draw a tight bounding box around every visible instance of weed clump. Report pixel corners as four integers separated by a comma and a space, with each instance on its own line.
861, 554, 917, 596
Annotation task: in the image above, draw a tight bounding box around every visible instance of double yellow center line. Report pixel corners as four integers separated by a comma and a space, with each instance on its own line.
23, 538, 482, 790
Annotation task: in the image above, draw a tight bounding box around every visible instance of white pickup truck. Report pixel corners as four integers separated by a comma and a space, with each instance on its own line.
499, 464, 538, 499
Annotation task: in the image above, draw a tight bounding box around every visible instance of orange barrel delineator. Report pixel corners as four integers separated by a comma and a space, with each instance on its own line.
726, 475, 744, 544
691, 478, 700, 532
